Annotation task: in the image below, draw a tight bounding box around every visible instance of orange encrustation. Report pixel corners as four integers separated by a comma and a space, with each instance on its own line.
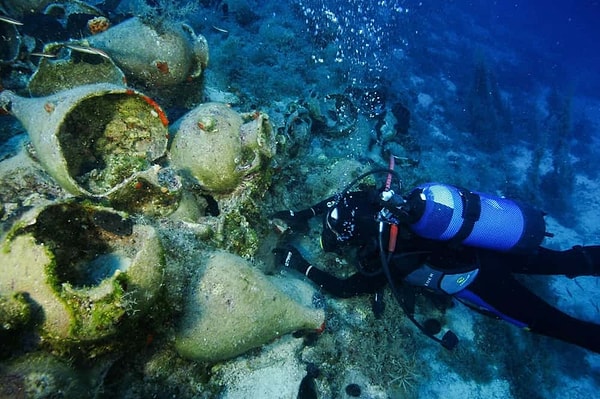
127, 90, 169, 127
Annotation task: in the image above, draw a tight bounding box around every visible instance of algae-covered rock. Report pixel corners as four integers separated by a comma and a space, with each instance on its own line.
170, 102, 275, 194
0, 292, 32, 335
211, 336, 308, 398
175, 251, 324, 363
28, 42, 127, 97
0, 201, 165, 356
306, 93, 358, 137
0, 352, 89, 398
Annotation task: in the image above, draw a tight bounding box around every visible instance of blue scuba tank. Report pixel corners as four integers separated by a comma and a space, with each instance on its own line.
406, 183, 547, 253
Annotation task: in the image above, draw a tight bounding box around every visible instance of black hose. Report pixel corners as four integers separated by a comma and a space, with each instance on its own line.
377, 222, 458, 350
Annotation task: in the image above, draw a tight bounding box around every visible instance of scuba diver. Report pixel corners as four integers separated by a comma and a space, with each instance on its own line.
272, 164, 600, 353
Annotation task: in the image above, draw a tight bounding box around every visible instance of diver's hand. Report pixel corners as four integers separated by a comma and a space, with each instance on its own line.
273, 246, 310, 274
270, 209, 313, 232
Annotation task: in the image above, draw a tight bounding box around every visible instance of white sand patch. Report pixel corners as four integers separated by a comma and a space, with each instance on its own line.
550, 275, 600, 323
429, 124, 452, 142
418, 368, 513, 399
417, 92, 433, 108
573, 174, 600, 240
542, 216, 584, 250
509, 145, 532, 174
507, 145, 532, 185
216, 336, 306, 399
441, 76, 457, 93
446, 300, 477, 342
551, 373, 600, 399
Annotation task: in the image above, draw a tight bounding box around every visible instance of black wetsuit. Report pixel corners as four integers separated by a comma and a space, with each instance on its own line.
274, 190, 600, 354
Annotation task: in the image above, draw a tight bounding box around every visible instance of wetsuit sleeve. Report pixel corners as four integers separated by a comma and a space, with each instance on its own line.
271, 197, 335, 220
303, 266, 387, 298
307, 197, 337, 215
270, 197, 335, 232
274, 245, 387, 297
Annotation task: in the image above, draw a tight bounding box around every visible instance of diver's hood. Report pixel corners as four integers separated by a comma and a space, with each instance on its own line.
321, 191, 380, 252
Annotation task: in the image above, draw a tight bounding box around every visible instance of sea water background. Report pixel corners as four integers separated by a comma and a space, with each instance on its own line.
2, 0, 600, 397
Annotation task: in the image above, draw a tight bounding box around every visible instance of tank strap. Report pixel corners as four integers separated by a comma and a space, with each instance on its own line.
450, 189, 481, 245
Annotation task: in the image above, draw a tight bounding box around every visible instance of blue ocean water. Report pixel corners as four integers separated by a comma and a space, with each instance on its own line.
1, 0, 600, 398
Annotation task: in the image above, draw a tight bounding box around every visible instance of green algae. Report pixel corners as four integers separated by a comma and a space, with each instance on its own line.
0, 292, 32, 334
27, 45, 126, 97
58, 94, 167, 195
0, 201, 165, 358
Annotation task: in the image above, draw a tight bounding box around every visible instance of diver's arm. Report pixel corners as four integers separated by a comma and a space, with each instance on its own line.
272, 197, 334, 220
303, 267, 387, 297
270, 197, 335, 232
274, 246, 386, 297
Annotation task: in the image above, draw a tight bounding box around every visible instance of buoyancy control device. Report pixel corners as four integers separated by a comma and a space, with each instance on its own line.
401, 183, 548, 253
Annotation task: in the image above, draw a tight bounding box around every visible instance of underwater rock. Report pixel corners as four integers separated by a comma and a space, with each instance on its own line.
167, 187, 267, 259
0, 352, 90, 398
87, 17, 209, 87
212, 336, 309, 399
283, 101, 313, 155
175, 251, 324, 363
305, 93, 358, 137
0, 201, 165, 356
0, 83, 179, 214
170, 102, 275, 194
225, 0, 259, 27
